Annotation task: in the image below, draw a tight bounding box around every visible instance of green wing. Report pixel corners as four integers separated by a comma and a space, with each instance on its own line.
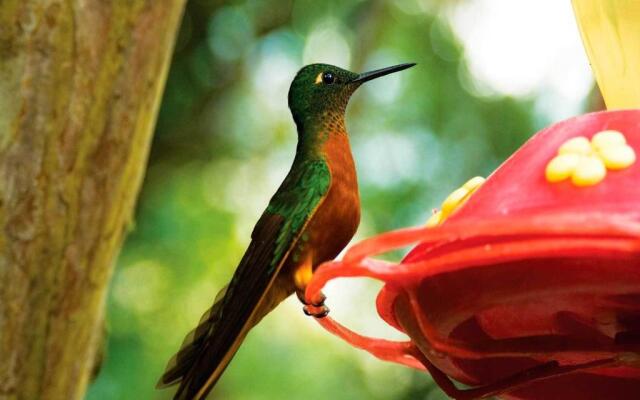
159, 158, 330, 400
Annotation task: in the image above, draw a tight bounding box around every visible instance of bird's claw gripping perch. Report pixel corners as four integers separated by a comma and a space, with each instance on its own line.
296, 289, 326, 307
310, 292, 326, 307
297, 289, 329, 318
303, 304, 330, 318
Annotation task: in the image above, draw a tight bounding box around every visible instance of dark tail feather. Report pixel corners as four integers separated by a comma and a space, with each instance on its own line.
157, 212, 289, 399
157, 286, 227, 389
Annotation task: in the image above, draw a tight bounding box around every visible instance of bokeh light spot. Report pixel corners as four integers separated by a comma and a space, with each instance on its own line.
449, 0, 593, 120
112, 261, 169, 314
208, 6, 254, 62
303, 20, 352, 68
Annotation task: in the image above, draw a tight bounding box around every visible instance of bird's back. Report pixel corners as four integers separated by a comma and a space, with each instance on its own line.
158, 157, 332, 399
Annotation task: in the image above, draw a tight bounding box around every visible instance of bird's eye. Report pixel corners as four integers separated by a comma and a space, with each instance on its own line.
322, 72, 335, 84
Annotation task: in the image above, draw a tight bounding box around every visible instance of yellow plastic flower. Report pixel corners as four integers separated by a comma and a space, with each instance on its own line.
545, 130, 635, 187
426, 176, 485, 227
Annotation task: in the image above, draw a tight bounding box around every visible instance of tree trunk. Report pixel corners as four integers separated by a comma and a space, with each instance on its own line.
0, 1, 186, 399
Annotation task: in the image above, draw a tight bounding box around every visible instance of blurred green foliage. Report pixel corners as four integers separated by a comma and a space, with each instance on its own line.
87, 1, 581, 399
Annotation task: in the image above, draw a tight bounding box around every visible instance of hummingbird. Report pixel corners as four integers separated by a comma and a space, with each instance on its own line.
157, 62, 415, 399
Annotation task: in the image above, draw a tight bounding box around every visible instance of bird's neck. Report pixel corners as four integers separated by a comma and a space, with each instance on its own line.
294, 112, 357, 196
295, 111, 347, 157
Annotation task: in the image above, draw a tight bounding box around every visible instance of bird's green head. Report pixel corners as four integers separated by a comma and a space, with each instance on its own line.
288, 63, 415, 129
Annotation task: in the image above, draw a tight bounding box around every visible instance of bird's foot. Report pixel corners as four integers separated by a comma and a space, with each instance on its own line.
296, 289, 326, 307
296, 289, 328, 318
303, 304, 330, 319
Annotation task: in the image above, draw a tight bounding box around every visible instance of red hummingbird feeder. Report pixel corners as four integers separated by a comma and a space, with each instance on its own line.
305, 109, 640, 399
306, 3, 640, 397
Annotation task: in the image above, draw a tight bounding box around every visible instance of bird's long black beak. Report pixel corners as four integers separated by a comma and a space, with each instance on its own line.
351, 62, 416, 84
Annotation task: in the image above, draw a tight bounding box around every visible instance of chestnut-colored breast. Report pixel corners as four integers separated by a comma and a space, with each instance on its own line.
261, 129, 360, 316
305, 130, 361, 266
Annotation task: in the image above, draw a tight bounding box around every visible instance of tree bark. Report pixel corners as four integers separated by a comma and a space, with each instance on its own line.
0, 1, 186, 399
